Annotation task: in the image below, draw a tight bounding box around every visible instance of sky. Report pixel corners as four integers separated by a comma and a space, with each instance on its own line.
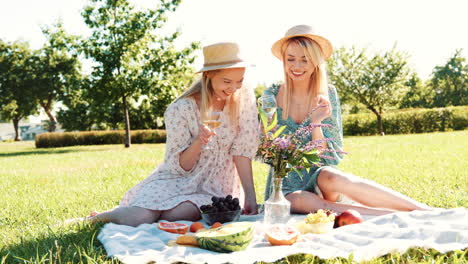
1, 0, 467, 121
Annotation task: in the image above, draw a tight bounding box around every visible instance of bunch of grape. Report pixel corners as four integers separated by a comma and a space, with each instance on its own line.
200, 195, 241, 214
305, 209, 336, 224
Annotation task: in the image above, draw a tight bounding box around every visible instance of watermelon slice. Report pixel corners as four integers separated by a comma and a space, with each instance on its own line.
196, 222, 254, 252
158, 222, 188, 234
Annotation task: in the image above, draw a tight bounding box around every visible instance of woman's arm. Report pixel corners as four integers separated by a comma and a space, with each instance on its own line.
233, 156, 258, 215
310, 95, 332, 149
179, 125, 215, 171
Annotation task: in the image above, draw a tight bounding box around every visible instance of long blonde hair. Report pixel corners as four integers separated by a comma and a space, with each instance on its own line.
280, 37, 329, 120
176, 70, 240, 127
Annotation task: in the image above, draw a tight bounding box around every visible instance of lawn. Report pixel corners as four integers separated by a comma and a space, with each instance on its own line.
0, 131, 467, 263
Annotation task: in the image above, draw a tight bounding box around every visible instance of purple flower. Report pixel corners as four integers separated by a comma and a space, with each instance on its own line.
272, 137, 291, 150
295, 123, 333, 137
318, 154, 337, 160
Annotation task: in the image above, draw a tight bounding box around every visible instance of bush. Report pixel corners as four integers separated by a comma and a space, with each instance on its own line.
343, 106, 468, 136
35, 129, 167, 148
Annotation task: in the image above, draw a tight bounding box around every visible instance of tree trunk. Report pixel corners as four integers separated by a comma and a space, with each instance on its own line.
122, 95, 131, 148
40, 101, 57, 132
13, 118, 21, 141
369, 107, 385, 136
44, 107, 57, 132
376, 114, 384, 136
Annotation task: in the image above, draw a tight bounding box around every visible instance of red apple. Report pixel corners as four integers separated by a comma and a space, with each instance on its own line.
336, 209, 363, 227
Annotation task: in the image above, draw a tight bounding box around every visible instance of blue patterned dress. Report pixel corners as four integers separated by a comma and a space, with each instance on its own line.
263, 83, 344, 200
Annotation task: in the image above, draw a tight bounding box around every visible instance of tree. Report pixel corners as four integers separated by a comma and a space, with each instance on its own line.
80, 0, 198, 147
0, 41, 40, 141
57, 77, 103, 131
328, 46, 411, 135
31, 21, 81, 132
429, 49, 467, 107
399, 72, 432, 109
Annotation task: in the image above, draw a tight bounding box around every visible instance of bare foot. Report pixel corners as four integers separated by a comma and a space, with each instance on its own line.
85, 211, 101, 223
63, 211, 100, 225
89, 211, 99, 217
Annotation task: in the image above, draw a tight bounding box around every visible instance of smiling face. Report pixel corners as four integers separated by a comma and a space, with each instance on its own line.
208, 67, 246, 100
284, 42, 316, 81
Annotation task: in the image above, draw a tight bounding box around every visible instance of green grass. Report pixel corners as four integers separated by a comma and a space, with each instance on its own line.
1, 131, 467, 263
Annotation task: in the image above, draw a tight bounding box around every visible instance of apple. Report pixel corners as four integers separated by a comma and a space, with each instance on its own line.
336, 209, 363, 227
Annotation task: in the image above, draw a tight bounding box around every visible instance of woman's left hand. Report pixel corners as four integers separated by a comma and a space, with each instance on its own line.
310, 95, 331, 123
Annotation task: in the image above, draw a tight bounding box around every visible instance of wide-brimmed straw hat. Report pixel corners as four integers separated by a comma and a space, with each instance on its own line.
197, 42, 251, 72
271, 25, 333, 60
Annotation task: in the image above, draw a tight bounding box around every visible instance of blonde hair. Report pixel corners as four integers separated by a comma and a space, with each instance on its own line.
176, 70, 240, 128
280, 37, 329, 120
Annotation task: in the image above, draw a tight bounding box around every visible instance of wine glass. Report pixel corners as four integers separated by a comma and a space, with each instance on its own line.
259, 94, 277, 118
202, 110, 222, 150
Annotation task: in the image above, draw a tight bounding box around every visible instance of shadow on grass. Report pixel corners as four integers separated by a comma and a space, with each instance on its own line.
0, 223, 121, 264
0, 148, 109, 158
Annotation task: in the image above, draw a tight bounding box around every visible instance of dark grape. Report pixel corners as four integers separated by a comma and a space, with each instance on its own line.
201, 195, 241, 214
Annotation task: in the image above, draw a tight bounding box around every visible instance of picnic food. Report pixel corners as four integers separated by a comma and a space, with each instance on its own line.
265, 224, 299, 246
200, 195, 242, 225
305, 209, 336, 224
190, 222, 205, 233
211, 222, 223, 229
196, 222, 254, 253
200, 195, 241, 214
158, 222, 188, 234
176, 234, 199, 246
336, 209, 363, 227
295, 209, 335, 234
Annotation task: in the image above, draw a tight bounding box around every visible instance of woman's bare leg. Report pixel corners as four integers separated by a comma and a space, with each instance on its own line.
160, 201, 201, 222
286, 190, 394, 215
88, 206, 161, 227
317, 167, 431, 211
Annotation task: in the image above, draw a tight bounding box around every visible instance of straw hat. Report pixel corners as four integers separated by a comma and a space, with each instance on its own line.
271, 25, 333, 60
198, 42, 251, 72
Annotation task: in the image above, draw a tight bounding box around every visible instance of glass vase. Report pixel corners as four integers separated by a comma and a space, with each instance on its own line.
264, 176, 291, 225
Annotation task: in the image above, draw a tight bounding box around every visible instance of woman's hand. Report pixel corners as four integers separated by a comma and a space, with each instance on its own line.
309, 95, 331, 123
242, 196, 258, 215
197, 124, 216, 145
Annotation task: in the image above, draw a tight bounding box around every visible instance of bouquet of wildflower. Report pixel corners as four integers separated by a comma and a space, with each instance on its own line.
257, 108, 336, 179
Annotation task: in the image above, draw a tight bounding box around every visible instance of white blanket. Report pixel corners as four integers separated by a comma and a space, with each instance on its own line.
97, 208, 468, 264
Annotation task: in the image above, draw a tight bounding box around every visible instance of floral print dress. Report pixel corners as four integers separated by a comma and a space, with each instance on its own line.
263, 83, 344, 200
120, 89, 259, 211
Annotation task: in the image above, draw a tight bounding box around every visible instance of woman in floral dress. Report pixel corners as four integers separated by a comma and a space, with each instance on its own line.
263, 25, 431, 215
89, 42, 259, 226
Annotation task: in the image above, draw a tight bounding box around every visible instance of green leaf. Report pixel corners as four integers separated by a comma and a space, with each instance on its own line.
293, 168, 303, 178
265, 111, 278, 132
304, 153, 320, 163
259, 107, 268, 133
272, 125, 286, 139
304, 149, 319, 155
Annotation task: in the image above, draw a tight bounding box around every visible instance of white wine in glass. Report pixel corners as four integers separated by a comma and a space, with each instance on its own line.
203, 119, 222, 129
202, 111, 222, 150
259, 94, 277, 118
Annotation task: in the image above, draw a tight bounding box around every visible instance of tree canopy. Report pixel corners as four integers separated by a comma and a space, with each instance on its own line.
327, 46, 411, 135
74, 0, 199, 147
0, 40, 40, 140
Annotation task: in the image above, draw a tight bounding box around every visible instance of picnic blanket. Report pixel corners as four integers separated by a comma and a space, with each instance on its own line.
97, 208, 468, 263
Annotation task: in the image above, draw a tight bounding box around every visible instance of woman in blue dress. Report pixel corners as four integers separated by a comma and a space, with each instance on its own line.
263, 25, 431, 215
